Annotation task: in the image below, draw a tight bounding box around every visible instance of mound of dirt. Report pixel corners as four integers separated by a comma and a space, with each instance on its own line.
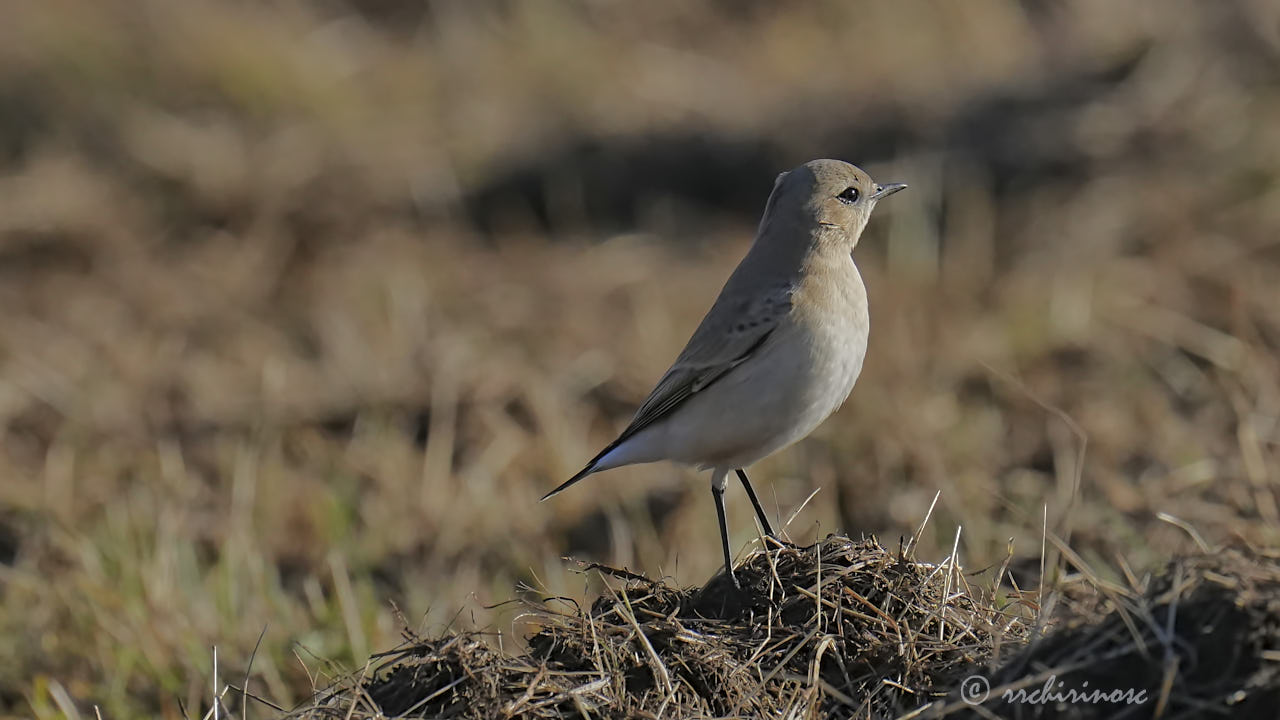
287, 536, 1280, 719
969, 547, 1280, 719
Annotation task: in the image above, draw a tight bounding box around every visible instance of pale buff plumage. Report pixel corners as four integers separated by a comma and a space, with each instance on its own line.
543, 159, 906, 586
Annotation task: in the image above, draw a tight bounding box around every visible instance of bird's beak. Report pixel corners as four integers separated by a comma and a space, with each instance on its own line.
872, 182, 908, 200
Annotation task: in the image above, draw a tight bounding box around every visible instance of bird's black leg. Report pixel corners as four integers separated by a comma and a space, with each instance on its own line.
735, 468, 775, 537
711, 470, 740, 588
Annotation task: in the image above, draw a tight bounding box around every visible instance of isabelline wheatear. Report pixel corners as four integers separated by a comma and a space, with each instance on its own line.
543, 159, 906, 587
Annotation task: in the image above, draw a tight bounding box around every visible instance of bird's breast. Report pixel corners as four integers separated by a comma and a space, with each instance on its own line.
775, 257, 870, 429
793, 256, 869, 380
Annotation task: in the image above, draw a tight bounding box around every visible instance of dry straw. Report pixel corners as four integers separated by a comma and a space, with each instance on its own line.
284, 533, 1280, 719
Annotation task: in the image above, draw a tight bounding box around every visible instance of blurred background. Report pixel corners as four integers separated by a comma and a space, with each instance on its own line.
2, 0, 1280, 717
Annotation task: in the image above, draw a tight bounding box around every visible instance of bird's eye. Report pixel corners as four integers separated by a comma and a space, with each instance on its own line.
837, 186, 860, 204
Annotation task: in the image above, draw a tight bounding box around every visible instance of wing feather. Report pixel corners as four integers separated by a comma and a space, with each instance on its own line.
614, 283, 794, 446
541, 281, 793, 501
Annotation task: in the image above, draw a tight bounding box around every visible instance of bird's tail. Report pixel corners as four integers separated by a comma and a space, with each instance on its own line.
540, 439, 621, 501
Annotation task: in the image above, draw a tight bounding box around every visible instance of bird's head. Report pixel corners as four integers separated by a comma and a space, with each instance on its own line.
765, 159, 906, 250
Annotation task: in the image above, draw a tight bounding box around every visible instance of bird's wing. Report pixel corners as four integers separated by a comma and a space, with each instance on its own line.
540, 282, 793, 501
615, 282, 795, 445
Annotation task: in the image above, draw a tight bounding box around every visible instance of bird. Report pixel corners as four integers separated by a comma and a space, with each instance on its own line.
542, 159, 906, 588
